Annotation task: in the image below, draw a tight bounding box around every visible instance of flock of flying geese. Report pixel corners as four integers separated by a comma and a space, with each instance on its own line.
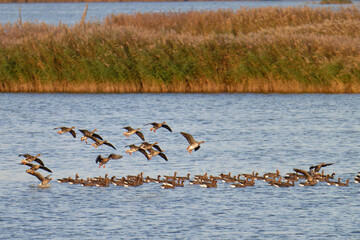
19, 122, 359, 189
19, 122, 206, 187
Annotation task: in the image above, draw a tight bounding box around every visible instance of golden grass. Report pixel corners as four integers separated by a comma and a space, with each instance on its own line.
1, 6, 360, 93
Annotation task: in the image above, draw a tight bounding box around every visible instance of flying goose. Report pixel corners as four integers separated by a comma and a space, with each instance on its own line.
79, 129, 103, 143
123, 126, 145, 141
24, 162, 52, 173
19, 154, 44, 166
26, 168, 52, 187
139, 142, 163, 152
89, 136, 116, 150
309, 162, 334, 173
145, 122, 172, 132
53, 126, 76, 138
95, 154, 123, 168
180, 132, 205, 154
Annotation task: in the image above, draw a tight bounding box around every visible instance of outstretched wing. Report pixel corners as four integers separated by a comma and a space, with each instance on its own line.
162, 124, 172, 132
95, 155, 103, 163
34, 158, 45, 166
136, 131, 145, 141
159, 153, 168, 161
180, 132, 196, 144
92, 133, 103, 140
104, 142, 117, 150
69, 130, 76, 138
109, 154, 123, 160
293, 168, 310, 178
138, 148, 150, 160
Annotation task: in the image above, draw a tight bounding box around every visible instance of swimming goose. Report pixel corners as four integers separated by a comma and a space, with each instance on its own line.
26, 168, 52, 187
336, 179, 350, 187
145, 122, 172, 132
24, 162, 52, 173
180, 132, 205, 153
53, 126, 76, 138
89, 136, 116, 150
309, 162, 334, 173
123, 126, 145, 141
19, 154, 44, 166
79, 129, 103, 143
139, 142, 163, 152
95, 154, 123, 168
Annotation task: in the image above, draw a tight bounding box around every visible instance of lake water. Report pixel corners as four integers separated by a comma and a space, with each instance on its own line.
0, 93, 359, 239
0, 0, 354, 25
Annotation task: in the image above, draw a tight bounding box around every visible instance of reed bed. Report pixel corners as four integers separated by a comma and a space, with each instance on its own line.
1, 6, 360, 93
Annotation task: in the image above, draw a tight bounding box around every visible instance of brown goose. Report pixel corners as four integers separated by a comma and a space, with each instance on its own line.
95, 154, 123, 168
26, 168, 52, 187
139, 148, 168, 161
145, 122, 172, 132
19, 154, 44, 166
309, 162, 334, 173
24, 162, 52, 173
293, 168, 317, 186
125, 144, 141, 155
123, 126, 145, 141
79, 129, 103, 143
53, 126, 76, 138
180, 132, 205, 154
355, 172, 360, 183
139, 142, 163, 152
89, 136, 116, 150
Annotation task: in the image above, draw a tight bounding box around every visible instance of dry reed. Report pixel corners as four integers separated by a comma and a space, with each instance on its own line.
1, 6, 360, 93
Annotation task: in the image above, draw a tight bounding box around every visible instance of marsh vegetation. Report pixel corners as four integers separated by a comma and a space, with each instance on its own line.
1, 6, 360, 93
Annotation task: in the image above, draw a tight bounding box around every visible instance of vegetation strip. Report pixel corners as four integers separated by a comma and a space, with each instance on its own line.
1, 7, 360, 93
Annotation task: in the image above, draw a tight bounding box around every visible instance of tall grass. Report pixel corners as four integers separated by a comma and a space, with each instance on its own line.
1, 6, 360, 93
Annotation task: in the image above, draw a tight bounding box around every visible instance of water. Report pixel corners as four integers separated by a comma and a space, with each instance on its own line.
0, 93, 359, 239
1, 0, 353, 25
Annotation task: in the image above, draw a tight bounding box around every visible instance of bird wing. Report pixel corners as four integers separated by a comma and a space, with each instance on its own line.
34, 158, 45, 166
40, 165, 52, 173
293, 168, 310, 178
136, 131, 145, 141
109, 154, 123, 160
138, 148, 150, 160
28, 170, 45, 182
69, 130, 76, 138
19, 154, 31, 158
153, 144, 163, 152
194, 146, 201, 151
92, 133, 103, 140
123, 126, 133, 131
180, 132, 196, 144
25, 162, 35, 168
159, 153, 168, 161
79, 129, 89, 135
104, 141, 117, 150
95, 155, 103, 163
145, 122, 157, 126
162, 124, 172, 132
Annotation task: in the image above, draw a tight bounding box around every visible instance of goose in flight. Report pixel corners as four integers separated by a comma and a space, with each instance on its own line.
89, 136, 116, 150
26, 168, 52, 187
79, 129, 103, 144
23, 162, 52, 173
145, 122, 172, 132
53, 126, 76, 138
139, 142, 163, 152
19, 153, 44, 166
180, 132, 205, 154
309, 162, 334, 173
123, 126, 145, 141
95, 154, 123, 168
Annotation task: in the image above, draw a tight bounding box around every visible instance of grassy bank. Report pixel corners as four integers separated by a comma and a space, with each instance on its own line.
1, 6, 360, 93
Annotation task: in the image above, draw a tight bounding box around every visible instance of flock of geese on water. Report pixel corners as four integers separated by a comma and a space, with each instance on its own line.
19, 122, 360, 189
